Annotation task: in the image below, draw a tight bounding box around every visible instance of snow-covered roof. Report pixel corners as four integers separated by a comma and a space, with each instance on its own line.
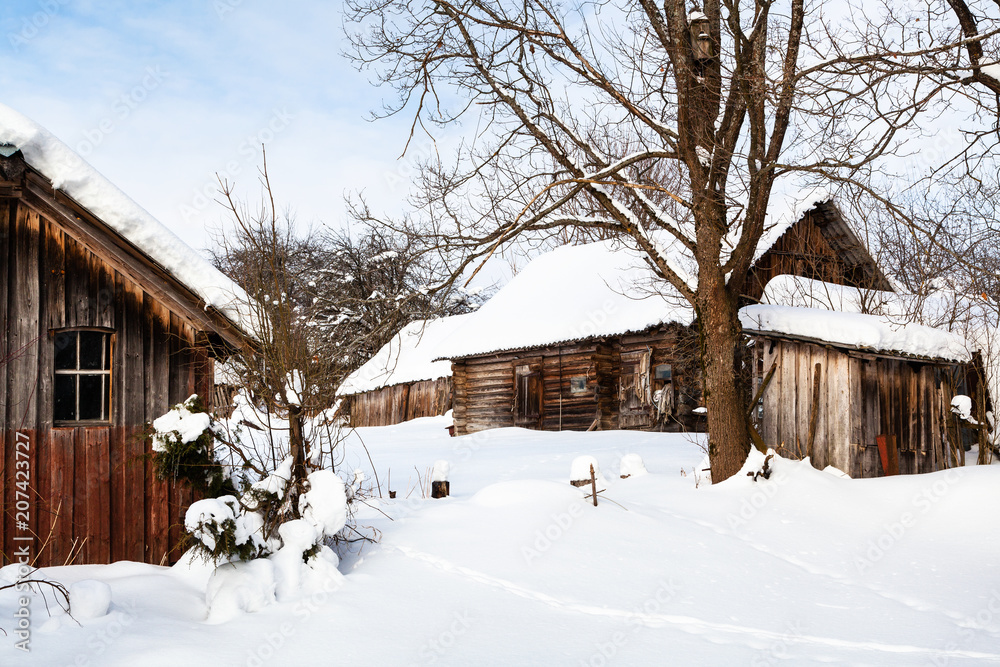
437, 191, 853, 359
739, 304, 971, 362
0, 104, 253, 336
436, 240, 695, 359
761, 275, 899, 313
751, 187, 831, 264
338, 314, 474, 395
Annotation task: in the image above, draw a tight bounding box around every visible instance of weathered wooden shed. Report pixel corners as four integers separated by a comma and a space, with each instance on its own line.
337, 315, 471, 427
741, 304, 973, 477
0, 109, 250, 567
438, 240, 706, 434
440, 191, 889, 437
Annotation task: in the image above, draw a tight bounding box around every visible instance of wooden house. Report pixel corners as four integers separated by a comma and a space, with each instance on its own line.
337, 315, 471, 427
438, 192, 891, 436
741, 304, 973, 477
0, 108, 251, 567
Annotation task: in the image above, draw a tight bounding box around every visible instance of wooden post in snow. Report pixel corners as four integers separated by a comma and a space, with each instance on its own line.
589, 464, 598, 507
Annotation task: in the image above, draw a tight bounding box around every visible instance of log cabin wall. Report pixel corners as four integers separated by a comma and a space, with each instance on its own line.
618, 324, 701, 431
346, 377, 453, 428
452, 325, 702, 436
1, 190, 212, 567
752, 336, 963, 478
452, 343, 603, 435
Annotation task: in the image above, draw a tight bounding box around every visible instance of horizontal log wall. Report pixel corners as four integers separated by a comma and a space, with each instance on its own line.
1, 195, 206, 567
347, 377, 452, 428
452, 326, 704, 436
756, 336, 959, 477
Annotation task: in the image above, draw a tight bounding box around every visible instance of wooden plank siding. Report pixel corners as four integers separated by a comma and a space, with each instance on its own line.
346, 377, 453, 428
751, 335, 963, 478
0, 190, 215, 567
744, 204, 893, 304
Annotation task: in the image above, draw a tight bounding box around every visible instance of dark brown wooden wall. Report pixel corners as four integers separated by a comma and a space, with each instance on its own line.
746, 210, 847, 303
1, 196, 211, 567
754, 336, 962, 477
453, 326, 703, 436
346, 377, 452, 427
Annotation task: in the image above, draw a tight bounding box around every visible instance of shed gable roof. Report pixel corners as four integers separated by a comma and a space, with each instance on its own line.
436, 240, 695, 359
739, 304, 971, 363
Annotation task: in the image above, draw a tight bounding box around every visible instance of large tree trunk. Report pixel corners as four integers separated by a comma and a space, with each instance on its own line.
698, 263, 752, 482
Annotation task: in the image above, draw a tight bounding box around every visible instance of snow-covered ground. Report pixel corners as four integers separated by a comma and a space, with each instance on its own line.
4, 418, 1000, 666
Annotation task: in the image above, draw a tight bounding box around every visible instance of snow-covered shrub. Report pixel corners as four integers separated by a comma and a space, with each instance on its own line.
184, 496, 263, 562
151, 395, 232, 496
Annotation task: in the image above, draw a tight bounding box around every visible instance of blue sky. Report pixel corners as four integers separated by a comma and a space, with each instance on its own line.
0, 0, 422, 253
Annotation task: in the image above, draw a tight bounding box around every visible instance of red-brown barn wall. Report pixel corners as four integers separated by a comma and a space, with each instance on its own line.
1, 194, 210, 567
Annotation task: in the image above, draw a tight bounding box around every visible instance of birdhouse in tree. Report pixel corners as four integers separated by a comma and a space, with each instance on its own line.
688, 8, 713, 62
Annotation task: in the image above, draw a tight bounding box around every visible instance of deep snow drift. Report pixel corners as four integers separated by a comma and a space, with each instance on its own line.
3, 418, 1000, 666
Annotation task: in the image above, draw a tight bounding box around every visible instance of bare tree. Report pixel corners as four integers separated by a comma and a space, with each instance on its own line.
205, 154, 484, 528
344, 0, 1000, 481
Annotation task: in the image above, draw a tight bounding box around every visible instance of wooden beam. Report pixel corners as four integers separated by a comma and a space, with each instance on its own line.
0, 181, 22, 198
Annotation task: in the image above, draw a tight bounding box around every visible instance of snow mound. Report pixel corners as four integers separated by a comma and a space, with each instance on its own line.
618, 453, 648, 478
205, 559, 276, 623
69, 580, 112, 620
270, 520, 344, 602
469, 480, 585, 509
569, 455, 607, 486
432, 460, 450, 482
299, 469, 348, 538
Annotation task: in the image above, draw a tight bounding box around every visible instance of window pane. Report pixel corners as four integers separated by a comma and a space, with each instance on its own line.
54, 375, 77, 421
79, 374, 105, 420
54, 332, 77, 370
79, 332, 106, 370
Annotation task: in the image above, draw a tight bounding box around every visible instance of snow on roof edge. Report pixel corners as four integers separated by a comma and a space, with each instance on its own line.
435, 323, 677, 361
338, 315, 474, 396
0, 103, 255, 338
740, 304, 972, 363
